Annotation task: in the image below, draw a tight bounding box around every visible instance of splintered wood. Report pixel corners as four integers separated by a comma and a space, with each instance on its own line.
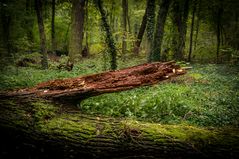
5, 61, 186, 102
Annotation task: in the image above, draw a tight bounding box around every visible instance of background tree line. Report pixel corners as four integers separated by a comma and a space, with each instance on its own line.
0, 0, 238, 70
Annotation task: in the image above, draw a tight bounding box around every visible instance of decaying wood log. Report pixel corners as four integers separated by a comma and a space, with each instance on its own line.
3, 61, 186, 103
0, 98, 238, 159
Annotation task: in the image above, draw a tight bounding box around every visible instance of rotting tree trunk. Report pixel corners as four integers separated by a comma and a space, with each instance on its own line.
4, 61, 186, 103
0, 98, 238, 159
35, 0, 48, 69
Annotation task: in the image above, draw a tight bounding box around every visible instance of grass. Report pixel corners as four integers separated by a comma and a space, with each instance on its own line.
0, 56, 238, 127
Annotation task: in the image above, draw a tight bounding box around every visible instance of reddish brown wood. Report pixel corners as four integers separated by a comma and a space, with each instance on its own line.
4, 61, 186, 102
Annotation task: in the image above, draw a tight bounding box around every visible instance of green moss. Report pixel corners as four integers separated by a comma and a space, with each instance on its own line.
116, 120, 221, 148
41, 114, 97, 140
31, 101, 57, 122
189, 73, 203, 80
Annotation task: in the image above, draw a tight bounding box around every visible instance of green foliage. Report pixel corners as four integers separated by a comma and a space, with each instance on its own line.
31, 101, 57, 123
1, 0, 239, 129
80, 63, 239, 127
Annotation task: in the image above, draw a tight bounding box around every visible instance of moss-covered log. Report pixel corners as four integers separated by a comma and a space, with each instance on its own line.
0, 98, 238, 159
2, 61, 186, 104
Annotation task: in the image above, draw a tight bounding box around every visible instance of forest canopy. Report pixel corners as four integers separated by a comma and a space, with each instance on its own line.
0, 0, 239, 68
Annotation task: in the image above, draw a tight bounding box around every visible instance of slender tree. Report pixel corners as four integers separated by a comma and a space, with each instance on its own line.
133, 2, 148, 55
122, 0, 128, 55
25, 0, 34, 43
35, 0, 48, 69
95, 0, 117, 70
133, 0, 156, 56
194, 0, 201, 51
83, 0, 89, 58
188, 0, 196, 62
172, 0, 190, 61
51, 0, 56, 54
68, 0, 85, 62
150, 0, 172, 62
1, 9, 11, 56
146, 0, 156, 61
216, 6, 223, 63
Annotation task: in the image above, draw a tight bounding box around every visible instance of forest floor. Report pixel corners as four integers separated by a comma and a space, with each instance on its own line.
1, 55, 238, 128
0, 55, 239, 158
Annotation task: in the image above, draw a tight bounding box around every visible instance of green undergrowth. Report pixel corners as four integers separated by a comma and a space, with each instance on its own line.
0, 56, 238, 127
80, 63, 239, 127
0, 55, 146, 90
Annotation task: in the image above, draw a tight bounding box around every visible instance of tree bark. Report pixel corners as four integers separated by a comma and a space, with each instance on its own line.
0, 98, 238, 159
4, 61, 185, 103
51, 0, 56, 54
35, 0, 48, 69
188, 0, 196, 62
68, 0, 85, 62
146, 0, 156, 62
172, 0, 190, 61
194, 0, 201, 51
25, 0, 34, 43
133, 7, 147, 55
150, 0, 172, 62
1, 8, 11, 57
96, 0, 117, 70
133, 0, 156, 56
216, 7, 223, 63
122, 0, 128, 56
83, 0, 89, 58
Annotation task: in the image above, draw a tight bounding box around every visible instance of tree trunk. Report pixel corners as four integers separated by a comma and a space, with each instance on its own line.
146, 0, 156, 62
188, 0, 196, 62
0, 98, 238, 159
216, 7, 223, 63
35, 0, 48, 69
51, 0, 56, 54
194, 0, 201, 51
4, 61, 185, 103
1, 11, 11, 57
68, 0, 85, 62
96, 0, 117, 70
83, 0, 89, 58
122, 0, 128, 56
150, 0, 172, 62
127, 8, 131, 34
133, 0, 156, 56
25, 0, 34, 43
133, 7, 147, 55
172, 0, 190, 61
0, 0, 12, 60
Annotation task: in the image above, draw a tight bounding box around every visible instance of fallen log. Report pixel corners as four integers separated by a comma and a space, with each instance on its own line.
0, 98, 238, 159
3, 61, 186, 103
